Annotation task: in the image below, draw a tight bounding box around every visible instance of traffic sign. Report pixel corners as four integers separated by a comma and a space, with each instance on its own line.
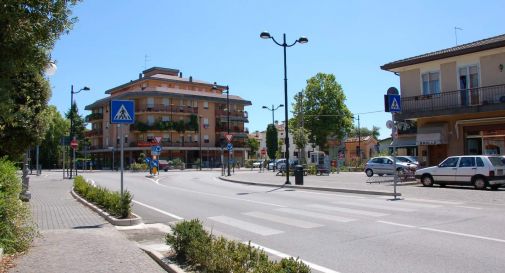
151, 145, 162, 155
110, 100, 135, 124
70, 139, 78, 150
261, 148, 266, 156
388, 95, 401, 113
226, 143, 233, 151
225, 134, 233, 143
154, 136, 162, 144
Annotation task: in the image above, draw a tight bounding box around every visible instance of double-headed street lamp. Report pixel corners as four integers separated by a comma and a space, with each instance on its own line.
69, 85, 90, 178
262, 104, 284, 125
260, 31, 308, 185
214, 84, 231, 176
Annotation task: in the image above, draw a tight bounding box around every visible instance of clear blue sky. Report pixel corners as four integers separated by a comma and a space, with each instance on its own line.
48, 0, 505, 139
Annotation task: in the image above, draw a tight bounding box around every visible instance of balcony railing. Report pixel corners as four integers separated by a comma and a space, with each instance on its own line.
85, 113, 103, 122
400, 84, 505, 117
215, 110, 248, 118
136, 104, 198, 114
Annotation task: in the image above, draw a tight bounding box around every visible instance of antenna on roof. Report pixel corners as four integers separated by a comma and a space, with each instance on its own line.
454, 27, 463, 46
144, 54, 151, 69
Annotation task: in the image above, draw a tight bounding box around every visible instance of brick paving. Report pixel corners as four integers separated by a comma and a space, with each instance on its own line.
10, 172, 166, 273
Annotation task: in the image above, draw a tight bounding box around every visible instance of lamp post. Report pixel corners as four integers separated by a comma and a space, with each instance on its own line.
224, 86, 231, 176
260, 31, 308, 184
69, 85, 90, 179
262, 104, 284, 125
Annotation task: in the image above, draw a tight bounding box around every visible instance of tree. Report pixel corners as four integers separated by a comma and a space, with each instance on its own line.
0, 0, 80, 159
292, 73, 353, 150
348, 125, 381, 140
246, 137, 260, 158
292, 127, 309, 163
39, 106, 69, 168
266, 124, 278, 159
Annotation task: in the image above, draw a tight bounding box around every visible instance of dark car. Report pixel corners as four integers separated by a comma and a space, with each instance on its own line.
158, 160, 170, 171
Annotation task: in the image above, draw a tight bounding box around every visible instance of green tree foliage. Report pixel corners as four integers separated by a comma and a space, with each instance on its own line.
348, 125, 381, 140
292, 127, 309, 163
0, 159, 37, 253
39, 106, 69, 168
246, 137, 260, 158
0, 0, 80, 159
266, 124, 278, 159
292, 73, 353, 150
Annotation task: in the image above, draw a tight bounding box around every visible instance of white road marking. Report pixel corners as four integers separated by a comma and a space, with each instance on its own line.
357, 198, 441, 209
275, 208, 355, 223
145, 176, 159, 184
419, 227, 505, 244
132, 200, 184, 220
455, 205, 483, 210
243, 211, 323, 229
295, 191, 365, 198
377, 220, 416, 228
401, 197, 463, 205
333, 201, 416, 212
208, 216, 283, 236
308, 204, 389, 217
247, 242, 340, 273
377, 220, 505, 244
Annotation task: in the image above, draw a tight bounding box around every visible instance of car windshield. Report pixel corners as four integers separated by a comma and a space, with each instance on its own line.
488, 156, 505, 167
397, 157, 409, 163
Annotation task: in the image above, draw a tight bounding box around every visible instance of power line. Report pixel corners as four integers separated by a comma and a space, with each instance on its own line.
355, 110, 383, 115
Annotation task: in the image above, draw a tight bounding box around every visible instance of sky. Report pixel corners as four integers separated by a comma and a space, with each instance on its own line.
48, 0, 505, 139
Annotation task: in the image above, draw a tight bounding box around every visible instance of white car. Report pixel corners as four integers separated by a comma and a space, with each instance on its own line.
415, 155, 505, 190
252, 160, 264, 168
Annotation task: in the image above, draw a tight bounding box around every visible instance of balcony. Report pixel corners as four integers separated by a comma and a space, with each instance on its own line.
215, 110, 249, 122
85, 113, 103, 122
136, 104, 198, 114
397, 84, 505, 119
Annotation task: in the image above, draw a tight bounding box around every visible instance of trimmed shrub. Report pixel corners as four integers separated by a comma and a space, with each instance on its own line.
166, 219, 311, 272
244, 159, 254, 168
129, 162, 147, 172
0, 158, 37, 254
73, 176, 132, 218
307, 164, 317, 175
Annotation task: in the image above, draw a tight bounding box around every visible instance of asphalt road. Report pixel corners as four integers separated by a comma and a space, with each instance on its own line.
82, 170, 505, 273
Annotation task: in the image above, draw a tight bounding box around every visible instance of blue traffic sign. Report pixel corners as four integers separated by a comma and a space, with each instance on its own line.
144, 158, 151, 164
388, 95, 401, 113
226, 143, 233, 151
151, 145, 162, 155
151, 159, 158, 168
111, 100, 135, 124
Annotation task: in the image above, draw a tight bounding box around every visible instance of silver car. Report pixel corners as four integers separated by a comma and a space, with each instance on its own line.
364, 156, 416, 177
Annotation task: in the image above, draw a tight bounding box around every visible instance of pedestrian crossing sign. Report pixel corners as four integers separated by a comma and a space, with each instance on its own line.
110, 100, 135, 124
388, 95, 401, 113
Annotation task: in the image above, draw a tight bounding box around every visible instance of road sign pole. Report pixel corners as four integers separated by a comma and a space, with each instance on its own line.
120, 124, 124, 197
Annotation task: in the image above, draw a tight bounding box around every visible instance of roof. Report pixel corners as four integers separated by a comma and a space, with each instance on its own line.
345, 136, 376, 143
85, 89, 251, 110
381, 33, 505, 70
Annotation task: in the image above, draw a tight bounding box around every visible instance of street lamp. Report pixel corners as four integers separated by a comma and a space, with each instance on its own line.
260, 31, 308, 185
199, 115, 203, 171
262, 104, 284, 125
215, 84, 231, 176
69, 85, 90, 179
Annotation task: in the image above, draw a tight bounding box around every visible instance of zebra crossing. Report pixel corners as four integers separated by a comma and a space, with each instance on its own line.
207, 197, 459, 236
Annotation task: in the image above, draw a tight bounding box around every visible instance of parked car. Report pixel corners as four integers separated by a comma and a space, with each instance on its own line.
276, 159, 299, 171
267, 160, 276, 170
396, 156, 419, 166
252, 160, 265, 169
415, 155, 505, 190
364, 156, 416, 177
158, 160, 170, 171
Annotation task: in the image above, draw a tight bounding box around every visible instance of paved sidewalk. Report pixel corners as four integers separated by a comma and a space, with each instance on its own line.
10, 173, 166, 273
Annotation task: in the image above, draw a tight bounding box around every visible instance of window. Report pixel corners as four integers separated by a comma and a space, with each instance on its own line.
203, 118, 209, 128
459, 157, 475, 167
147, 97, 154, 108
162, 116, 170, 122
147, 115, 155, 125
162, 98, 170, 106
422, 72, 440, 95
459, 65, 480, 105
204, 101, 209, 109
476, 157, 485, 167
440, 157, 459, 167
204, 135, 209, 143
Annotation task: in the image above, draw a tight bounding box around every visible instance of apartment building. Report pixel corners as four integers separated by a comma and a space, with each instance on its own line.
84, 67, 251, 169
381, 34, 505, 166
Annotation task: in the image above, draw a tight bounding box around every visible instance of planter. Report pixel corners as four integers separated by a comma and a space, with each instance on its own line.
71, 189, 142, 226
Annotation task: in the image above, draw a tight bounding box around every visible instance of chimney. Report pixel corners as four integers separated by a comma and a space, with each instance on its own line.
179, 72, 183, 78
189, 76, 193, 82
139, 73, 142, 79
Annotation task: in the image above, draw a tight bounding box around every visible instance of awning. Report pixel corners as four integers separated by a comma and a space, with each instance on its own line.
390, 136, 416, 147
416, 123, 448, 145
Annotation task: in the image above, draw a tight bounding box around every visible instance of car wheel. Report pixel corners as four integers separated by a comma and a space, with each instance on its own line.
421, 175, 434, 187
473, 177, 487, 190
378, 174, 384, 177
365, 169, 374, 177
439, 183, 446, 187
490, 185, 500, 191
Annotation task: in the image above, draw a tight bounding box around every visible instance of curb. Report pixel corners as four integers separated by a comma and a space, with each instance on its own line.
218, 177, 401, 196
71, 189, 142, 226
141, 249, 185, 273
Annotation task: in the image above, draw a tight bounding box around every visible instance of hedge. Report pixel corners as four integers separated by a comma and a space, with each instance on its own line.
73, 176, 132, 218
166, 219, 311, 273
